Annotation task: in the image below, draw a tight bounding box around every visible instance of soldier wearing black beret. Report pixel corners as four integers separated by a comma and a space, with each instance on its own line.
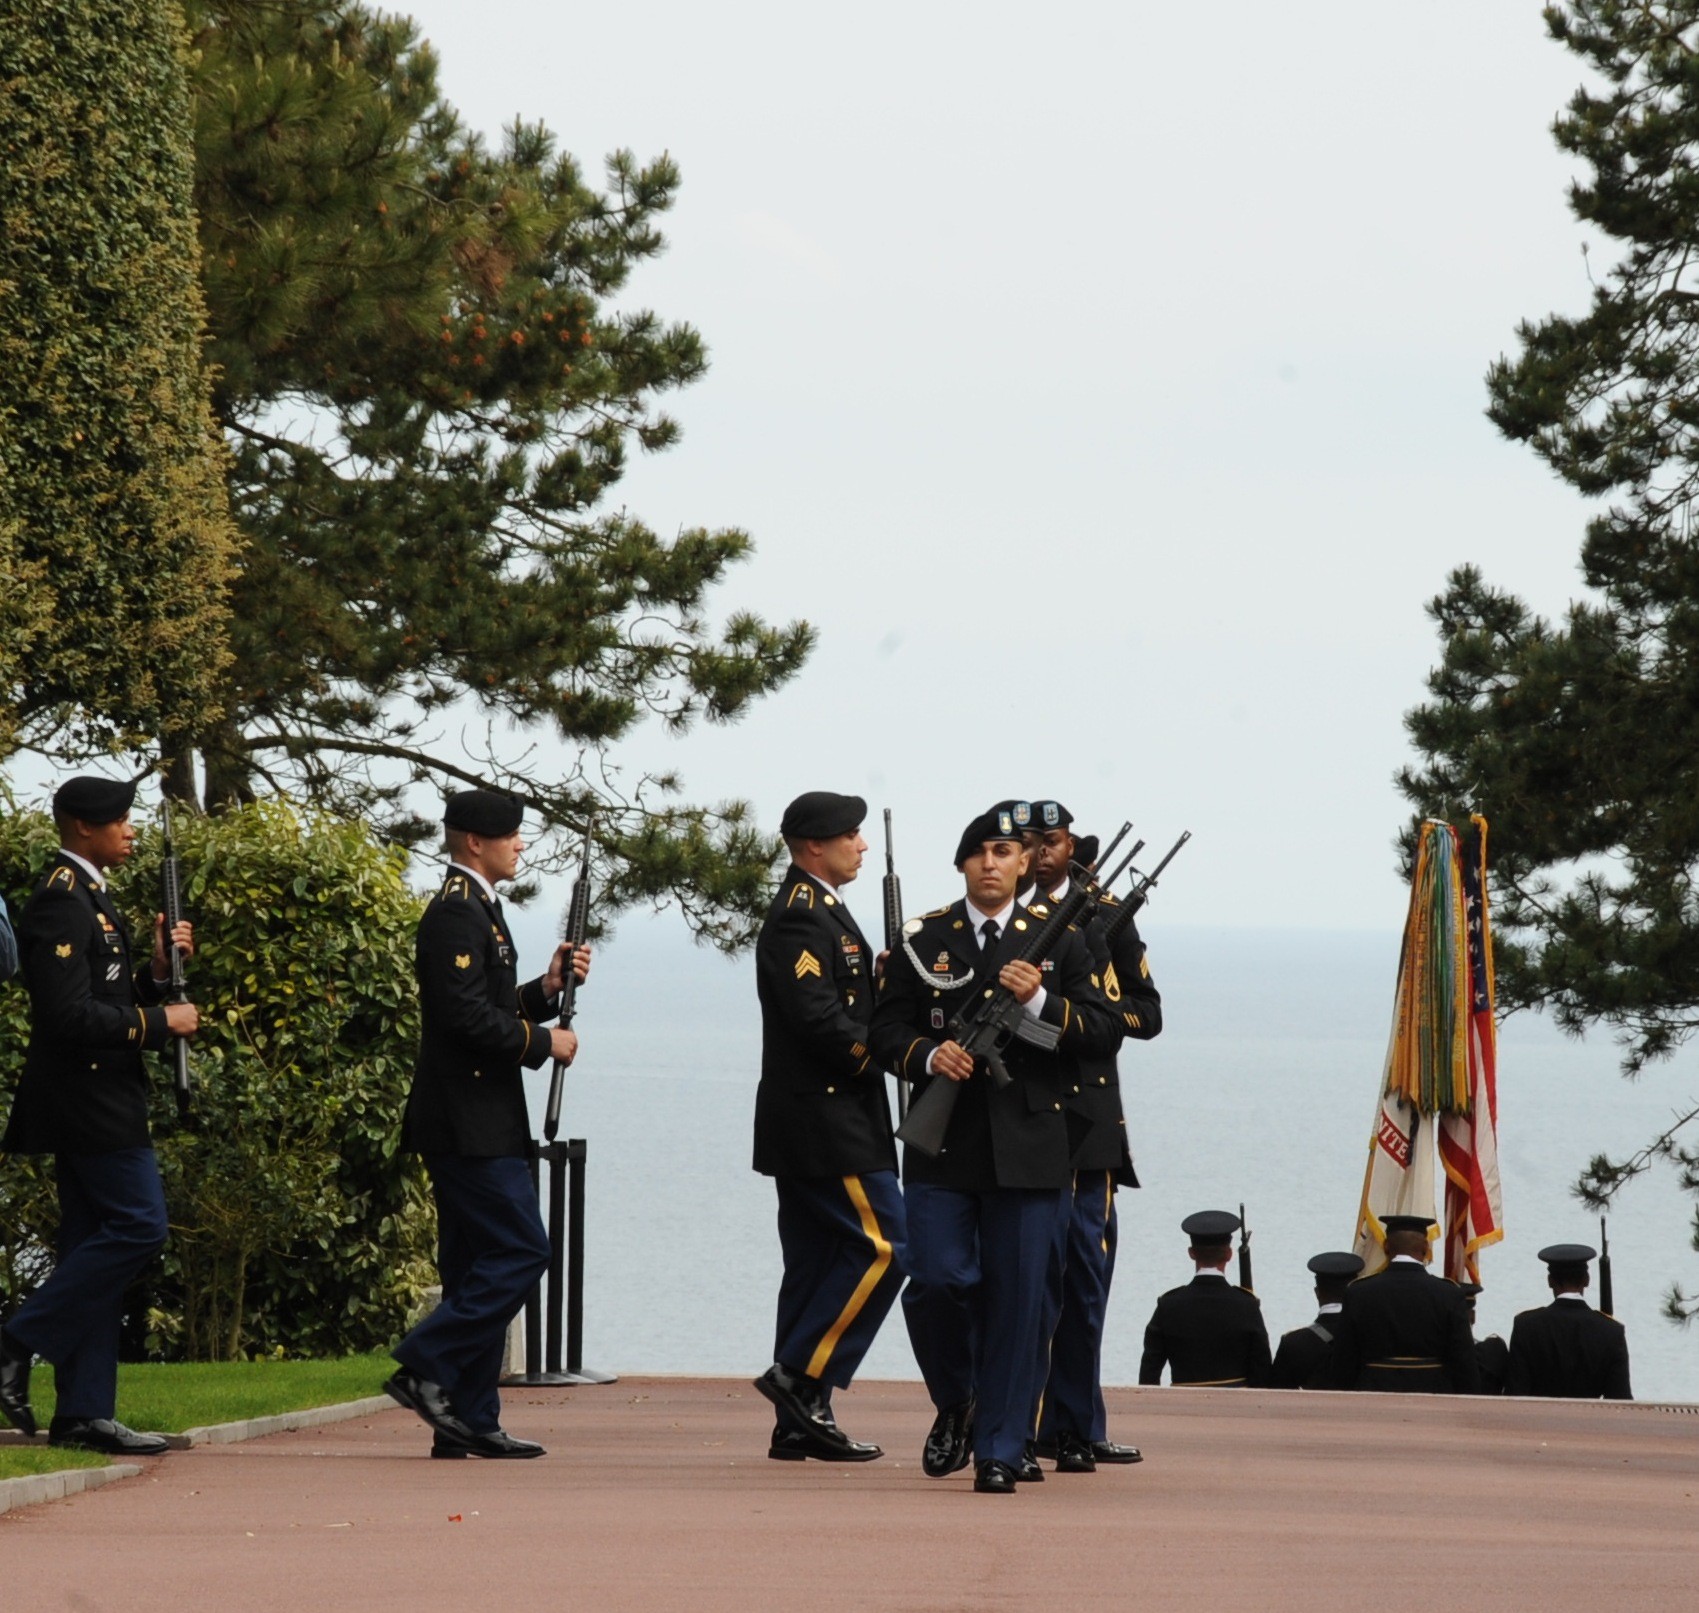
384, 789, 591, 1459
1319, 1214, 1479, 1393
1266, 1251, 1363, 1389
1139, 1210, 1271, 1388
751, 791, 904, 1463
1504, 1244, 1631, 1399
869, 806, 1119, 1494
0, 776, 199, 1455
1019, 798, 1160, 1470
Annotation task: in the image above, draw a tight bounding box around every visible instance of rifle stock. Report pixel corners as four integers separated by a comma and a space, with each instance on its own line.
897, 822, 1133, 1157
160, 803, 192, 1124
882, 810, 908, 1122
543, 825, 593, 1142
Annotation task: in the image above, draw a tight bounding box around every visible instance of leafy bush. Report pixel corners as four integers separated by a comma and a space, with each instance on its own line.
0, 800, 435, 1359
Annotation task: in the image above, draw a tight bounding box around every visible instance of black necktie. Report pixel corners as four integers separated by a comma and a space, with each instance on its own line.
980, 919, 1000, 952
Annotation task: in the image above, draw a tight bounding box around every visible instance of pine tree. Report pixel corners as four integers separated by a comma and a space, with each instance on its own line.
1401, 2, 1699, 1295
0, 0, 237, 758
179, 2, 811, 944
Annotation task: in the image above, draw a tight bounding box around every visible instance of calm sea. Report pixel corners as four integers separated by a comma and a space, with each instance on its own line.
510, 913, 1699, 1404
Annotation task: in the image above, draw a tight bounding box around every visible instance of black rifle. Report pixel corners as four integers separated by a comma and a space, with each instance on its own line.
1100, 830, 1193, 949
882, 809, 908, 1121
1599, 1215, 1614, 1315
1238, 1202, 1254, 1290
160, 803, 192, 1124
897, 821, 1134, 1157
542, 826, 593, 1143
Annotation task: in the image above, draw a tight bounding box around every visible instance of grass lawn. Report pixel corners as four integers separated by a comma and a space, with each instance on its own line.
0, 1350, 394, 1480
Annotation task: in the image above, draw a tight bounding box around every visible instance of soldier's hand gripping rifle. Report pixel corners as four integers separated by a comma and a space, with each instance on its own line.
897, 821, 1135, 1157
1100, 830, 1193, 950
1599, 1215, 1615, 1315
882, 809, 909, 1121
1238, 1202, 1255, 1291
161, 803, 193, 1125
542, 825, 592, 1144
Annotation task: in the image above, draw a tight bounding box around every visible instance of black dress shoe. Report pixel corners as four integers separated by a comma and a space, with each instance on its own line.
754, 1364, 856, 1458
1015, 1445, 1045, 1483
1053, 1431, 1098, 1473
0, 1328, 36, 1439
48, 1418, 168, 1456
921, 1398, 975, 1478
973, 1459, 1018, 1494
431, 1429, 545, 1459
768, 1426, 883, 1462
1092, 1439, 1142, 1464
383, 1369, 483, 1449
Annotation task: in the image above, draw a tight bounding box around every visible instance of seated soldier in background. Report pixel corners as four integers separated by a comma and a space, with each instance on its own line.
1504, 1243, 1631, 1400
1138, 1210, 1270, 1388
1320, 1214, 1478, 1394
1266, 1251, 1363, 1389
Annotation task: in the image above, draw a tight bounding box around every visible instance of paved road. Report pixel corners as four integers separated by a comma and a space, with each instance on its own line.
3, 1379, 1694, 1611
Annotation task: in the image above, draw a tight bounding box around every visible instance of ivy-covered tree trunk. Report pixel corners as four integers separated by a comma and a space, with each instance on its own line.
0, 0, 237, 760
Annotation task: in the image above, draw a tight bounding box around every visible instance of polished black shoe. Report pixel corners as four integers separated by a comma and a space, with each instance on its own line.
48, 1418, 168, 1456
0, 1328, 37, 1439
1053, 1431, 1098, 1473
1091, 1439, 1142, 1464
1015, 1444, 1045, 1483
383, 1369, 483, 1449
768, 1424, 882, 1462
431, 1429, 545, 1459
754, 1364, 856, 1458
921, 1398, 975, 1478
973, 1459, 1018, 1494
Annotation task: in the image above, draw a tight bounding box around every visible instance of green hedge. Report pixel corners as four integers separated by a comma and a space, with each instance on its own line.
0, 801, 435, 1359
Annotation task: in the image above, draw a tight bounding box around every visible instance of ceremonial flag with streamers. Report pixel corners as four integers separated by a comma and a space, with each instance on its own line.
1354, 817, 1502, 1281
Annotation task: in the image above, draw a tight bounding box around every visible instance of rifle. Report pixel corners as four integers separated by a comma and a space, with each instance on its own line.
897, 821, 1134, 1157
1100, 830, 1193, 949
160, 803, 192, 1124
542, 825, 593, 1143
1238, 1202, 1254, 1291
882, 810, 908, 1122
1599, 1215, 1614, 1315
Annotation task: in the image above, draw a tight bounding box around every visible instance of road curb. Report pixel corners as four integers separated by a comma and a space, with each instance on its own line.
164, 1394, 396, 1449
0, 1461, 141, 1516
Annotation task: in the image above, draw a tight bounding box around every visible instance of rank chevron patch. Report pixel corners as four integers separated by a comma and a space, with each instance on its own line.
794, 949, 822, 980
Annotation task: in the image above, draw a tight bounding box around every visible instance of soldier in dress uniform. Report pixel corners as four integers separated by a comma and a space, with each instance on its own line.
1459, 1283, 1508, 1395
870, 806, 1119, 1494
1504, 1244, 1631, 1400
1019, 800, 1158, 1472
1265, 1251, 1363, 1389
751, 791, 904, 1463
384, 789, 589, 1459
0, 776, 199, 1455
1319, 1214, 1479, 1393
1138, 1210, 1270, 1387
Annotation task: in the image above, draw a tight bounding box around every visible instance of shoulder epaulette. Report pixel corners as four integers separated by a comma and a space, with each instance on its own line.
921, 904, 951, 919
441, 873, 473, 901
1098, 891, 1122, 908
1027, 901, 1050, 919
785, 881, 815, 909
45, 865, 77, 891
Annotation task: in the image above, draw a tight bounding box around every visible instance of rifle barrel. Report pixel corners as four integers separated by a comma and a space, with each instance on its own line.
543, 825, 594, 1142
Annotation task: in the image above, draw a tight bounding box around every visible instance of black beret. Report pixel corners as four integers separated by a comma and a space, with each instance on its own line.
779, 791, 866, 840
52, 775, 137, 825
1537, 1243, 1596, 1267
1027, 799, 1073, 832
1181, 1209, 1241, 1247
1381, 1214, 1436, 1237
443, 789, 524, 837
954, 806, 1027, 866
1307, 1251, 1365, 1280
1073, 833, 1099, 867
990, 799, 1035, 833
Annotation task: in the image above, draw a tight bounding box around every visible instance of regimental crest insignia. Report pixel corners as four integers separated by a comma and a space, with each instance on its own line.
55, 942, 73, 958
795, 949, 822, 980
454, 953, 472, 970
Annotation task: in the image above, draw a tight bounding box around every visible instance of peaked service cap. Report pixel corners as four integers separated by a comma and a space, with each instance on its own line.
52, 775, 137, 825
1381, 1214, 1437, 1237
1181, 1209, 1241, 1247
1307, 1251, 1366, 1280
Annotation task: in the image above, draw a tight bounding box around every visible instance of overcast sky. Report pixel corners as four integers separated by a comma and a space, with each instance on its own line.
372, 0, 1602, 931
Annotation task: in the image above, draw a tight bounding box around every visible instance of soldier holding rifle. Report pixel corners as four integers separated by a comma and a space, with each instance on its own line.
385, 789, 590, 1459
870, 805, 1118, 1494
0, 776, 198, 1455
751, 792, 904, 1463
1021, 798, 1161, 1473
